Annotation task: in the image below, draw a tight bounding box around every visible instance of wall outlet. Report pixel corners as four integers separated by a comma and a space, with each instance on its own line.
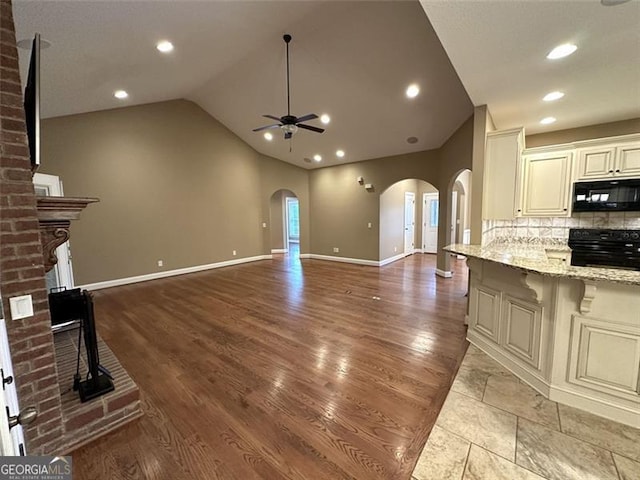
9, 295, 33, 320
333, 247, 339, 253
157, 260, 163, 267
262, 222, 267, 228
232, 250, 237, 256
367, 222, 372, 228
394, 246, 397, 253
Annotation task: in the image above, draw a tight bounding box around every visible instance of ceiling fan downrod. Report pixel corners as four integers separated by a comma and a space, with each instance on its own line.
284, 34, 292, 117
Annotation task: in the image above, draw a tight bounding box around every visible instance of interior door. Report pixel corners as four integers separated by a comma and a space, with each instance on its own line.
422, 193, 439, 254
32, 173, 74, 290
404, 192, 415, 254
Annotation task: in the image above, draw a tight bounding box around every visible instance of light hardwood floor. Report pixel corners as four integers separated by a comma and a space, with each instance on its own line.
70, 253, 469, 479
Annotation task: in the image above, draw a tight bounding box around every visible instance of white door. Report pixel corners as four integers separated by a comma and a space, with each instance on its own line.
422, 193, 439, 254
33, 173, 74, 290
0, 313, 25, 455
451, 191, 458, 244
404, 192, 415, 254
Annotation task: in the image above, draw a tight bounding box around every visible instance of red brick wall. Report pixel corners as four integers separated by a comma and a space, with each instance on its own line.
1, 0, 63, 454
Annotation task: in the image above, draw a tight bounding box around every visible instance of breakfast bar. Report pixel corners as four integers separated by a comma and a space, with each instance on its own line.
445, 242, 640, 428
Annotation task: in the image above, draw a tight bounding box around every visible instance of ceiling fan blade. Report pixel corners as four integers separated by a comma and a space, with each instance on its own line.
263, 114, 283, 122
252, 124, 281, 132
284, 131, 293, 140
295, 113, 318, 123
297, 123, 325, 133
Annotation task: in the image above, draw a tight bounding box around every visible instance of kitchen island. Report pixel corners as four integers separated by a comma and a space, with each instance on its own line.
445, 243, 640, 428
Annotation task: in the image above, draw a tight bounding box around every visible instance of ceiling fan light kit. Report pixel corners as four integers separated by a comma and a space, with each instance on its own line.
252, 34, 325, 141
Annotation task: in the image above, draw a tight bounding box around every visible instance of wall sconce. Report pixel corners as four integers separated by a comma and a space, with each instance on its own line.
357, 176, 364, 185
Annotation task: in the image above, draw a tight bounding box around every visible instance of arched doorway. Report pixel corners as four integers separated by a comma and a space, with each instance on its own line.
450, 169, 471, 247
379, 179, 438, 263
269, 189, 300, 257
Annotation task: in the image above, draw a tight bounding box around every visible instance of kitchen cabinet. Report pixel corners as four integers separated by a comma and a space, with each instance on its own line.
576, 139, 640, 181
518, 151, 572, 217
483, 128, 524, 219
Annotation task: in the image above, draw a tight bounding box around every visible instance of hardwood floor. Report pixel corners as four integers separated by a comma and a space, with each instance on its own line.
70, 253, 469, 479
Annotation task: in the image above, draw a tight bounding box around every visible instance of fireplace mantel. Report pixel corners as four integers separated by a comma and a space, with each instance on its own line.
36, 196, 99, 272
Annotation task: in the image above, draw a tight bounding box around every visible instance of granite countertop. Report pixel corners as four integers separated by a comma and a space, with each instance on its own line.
445, 243, 640, 286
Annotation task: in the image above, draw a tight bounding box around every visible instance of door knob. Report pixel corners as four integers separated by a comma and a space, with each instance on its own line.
8, 406, 37, 429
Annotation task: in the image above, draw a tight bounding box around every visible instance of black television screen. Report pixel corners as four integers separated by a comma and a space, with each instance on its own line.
23, 33, 40, 172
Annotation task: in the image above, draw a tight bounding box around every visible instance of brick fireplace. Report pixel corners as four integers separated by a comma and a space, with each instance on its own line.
1, 0, 141, 454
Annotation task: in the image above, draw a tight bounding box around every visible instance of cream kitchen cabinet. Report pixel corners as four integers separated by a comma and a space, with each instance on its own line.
518, 150, 572, 217
483, 128, 524, 220
576, 140, 640, 180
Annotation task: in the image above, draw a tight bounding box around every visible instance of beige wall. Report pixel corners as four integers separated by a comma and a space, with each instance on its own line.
40, 100, 309, 285
526, 118, 640, 148
310, 115, 473, 269
470, 105, 495, 244
380, 179, 414, 260
41, 99, 472, 283
436, 116, 474, 272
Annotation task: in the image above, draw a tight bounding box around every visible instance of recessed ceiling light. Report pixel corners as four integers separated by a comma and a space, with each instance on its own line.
320, 114, 331, 124
406, 84, 420, 98
546, 43, 577, 60
156, 41, 174, 53
540, 116, 557, 125
114, 90, 128, 99
336, 150, 345, 158
313, 154, 322, 162
264, 132, 273, 141
543, 91, 565, 102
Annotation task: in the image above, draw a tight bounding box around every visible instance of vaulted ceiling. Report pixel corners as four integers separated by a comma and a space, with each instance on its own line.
12, 1, 640, 170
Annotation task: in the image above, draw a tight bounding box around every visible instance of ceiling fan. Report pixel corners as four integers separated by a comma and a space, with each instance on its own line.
253, 34, 325, 140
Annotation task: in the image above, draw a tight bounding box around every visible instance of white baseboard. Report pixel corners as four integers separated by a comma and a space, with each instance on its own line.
299, 253, 311, 259
271, 248, 288, 254
307, 254, 378, 267
79, 254, 273, 291
435, 269, 452, 278
379, 252, 408, 266
549, 385, 640, 428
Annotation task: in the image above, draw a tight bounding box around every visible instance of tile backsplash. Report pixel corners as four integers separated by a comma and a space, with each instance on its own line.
482, 212, 640, 245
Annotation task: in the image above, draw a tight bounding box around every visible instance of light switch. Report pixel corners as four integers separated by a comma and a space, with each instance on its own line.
367, 222, 372, 228
9, 295, 33, 320
262, 222, 267, 228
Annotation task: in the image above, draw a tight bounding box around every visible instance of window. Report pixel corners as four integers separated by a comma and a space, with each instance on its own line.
430, 200, 439, 227
287, 199, 299, 238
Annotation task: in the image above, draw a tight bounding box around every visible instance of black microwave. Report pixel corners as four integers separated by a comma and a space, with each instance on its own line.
572, 178, 640, 212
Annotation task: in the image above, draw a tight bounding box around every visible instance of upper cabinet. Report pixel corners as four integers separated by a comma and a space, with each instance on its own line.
519, 151, 572, 217
576, 138, 640, 181
481, 131, 640, 220
483, 128, 524, 220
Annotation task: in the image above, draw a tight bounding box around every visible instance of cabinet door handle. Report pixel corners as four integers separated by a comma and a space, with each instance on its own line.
563, 208, 568, 211
615, 169, 621, 173
609, 170, 614, 173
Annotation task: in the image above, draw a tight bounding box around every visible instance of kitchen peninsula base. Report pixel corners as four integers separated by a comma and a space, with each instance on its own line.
446, 244, 640, 428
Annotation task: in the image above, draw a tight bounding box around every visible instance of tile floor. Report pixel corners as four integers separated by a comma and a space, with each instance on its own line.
411, 345, 640, 480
